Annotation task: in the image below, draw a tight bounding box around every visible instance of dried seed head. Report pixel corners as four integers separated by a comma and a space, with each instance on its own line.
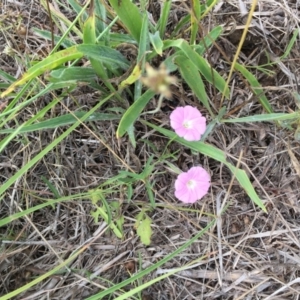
140, 63, 177, 99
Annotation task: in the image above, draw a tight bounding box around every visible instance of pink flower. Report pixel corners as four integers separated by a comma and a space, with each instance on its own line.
175, 167, 210, 203
170, 106, 206, 141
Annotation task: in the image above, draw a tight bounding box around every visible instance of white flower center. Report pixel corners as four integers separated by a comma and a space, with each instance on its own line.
183, 120, 192, 129
187, 179, 196, 189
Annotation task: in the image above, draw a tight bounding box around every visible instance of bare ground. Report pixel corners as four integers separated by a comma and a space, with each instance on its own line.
1, 0, 300, 299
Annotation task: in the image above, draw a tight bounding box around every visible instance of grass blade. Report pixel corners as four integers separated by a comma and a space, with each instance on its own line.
222, 112, 299, 123
174, 54, 212, 114
0, 112, 119, 134
158, 0, 171, 38
234, 62, 273, 113
164, 39, 230, 99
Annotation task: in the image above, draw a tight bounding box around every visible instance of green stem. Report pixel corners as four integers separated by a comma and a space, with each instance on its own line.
141, 93, 164, 115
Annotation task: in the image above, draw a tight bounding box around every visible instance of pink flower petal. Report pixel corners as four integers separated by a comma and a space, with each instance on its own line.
174, 166, 210, 203
170, 106, 206, 141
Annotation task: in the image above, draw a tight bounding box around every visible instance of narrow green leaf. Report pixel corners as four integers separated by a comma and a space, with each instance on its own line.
83, 14, 96, 44
149, 31, 164, 56
134, 13, 149, 101
234, 62, 273, 113
0, 246, 86, 300
0, 82, 73, 128
174, 55, 211, 113
116, 90, 155, 138
41, 176, 61, 199
77, 44, 130, 70
82, 14, 124, 98
40, 0, 85, 46
282, 28, 299, 59
145, 181, 155, 208
33, 27, 75, 48
194, 26, 223, 55
171, 14, 190, 38
164, 39, 230, 99
0, 69, 17, 83
158, 0, 171, 38
222, 112, 299, 123
94, 0, 107, 35
0, 112, 120, 134
135, 212, 152, 246
120, 64, 141, 89
199, 0, 219, 20
49, 67, 97, 82
0, 199, 59, 228
108, 0, 143, 42
190, 0, 201, 44
67, 0, 88, 19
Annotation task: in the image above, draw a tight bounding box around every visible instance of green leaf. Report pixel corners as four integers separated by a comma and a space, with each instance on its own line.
164, 39, 230, 100
120, 64, 141, 89
90, 189, 103, 205
282, 28, 299, 59
116, 89, 155, 138
222, 112, 299, 123
146, 181, 155, 208
94, 0, 107, 35
135, 212, 152, 246
83, 14, 96, 44
234, 62, 273, 113
41, 176, 61, 200
194, 26, 223, 55
171, 15, 190, 38
174, 55, 211, 113
49, 67, 97, 82
116, 215, 124, 236
158, 0, 172, 38
0, 69, 17, 83
33, 28, 75, 48
91, 204, 122, 239
133, 12, 149, 102
77, 44, 130, 71
0, 242, 86, 300
190, 0, 201, 44
199, 0, 219, 19
82, 13, 123, 99
66, 0, 88, 19
108, 0, 143, 42
149, 31, 164, 56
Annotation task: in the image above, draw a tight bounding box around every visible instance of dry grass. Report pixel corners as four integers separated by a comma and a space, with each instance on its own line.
1, 0, 300, 299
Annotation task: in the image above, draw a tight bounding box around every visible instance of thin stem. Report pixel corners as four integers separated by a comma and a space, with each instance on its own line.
141, 94, 164, 116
